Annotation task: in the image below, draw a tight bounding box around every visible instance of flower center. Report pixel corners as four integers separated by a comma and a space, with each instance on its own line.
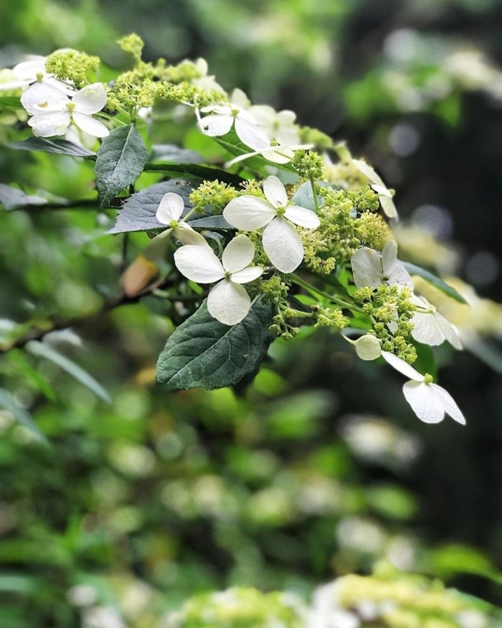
169, 219, 179, 229
66, 102, 76, 113
424, 373, 434, 384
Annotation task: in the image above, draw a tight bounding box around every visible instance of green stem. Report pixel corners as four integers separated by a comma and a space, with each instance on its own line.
309, 176, 320, 213
290, 274, 365, 314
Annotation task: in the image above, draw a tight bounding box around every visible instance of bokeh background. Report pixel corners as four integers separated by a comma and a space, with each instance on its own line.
1, 0, 502, 626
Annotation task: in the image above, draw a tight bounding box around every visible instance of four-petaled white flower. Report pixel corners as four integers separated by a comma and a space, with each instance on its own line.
382, 351, 466, 425
410, 295, 462, 349
197, 88, 269, 150
21, 82, 109, 138
248, 105, 301, 146
155, 192, 209, 247
223, 175, 320, 273
352, 159, 398, 219
351, 240, 412, 289
174, 234, 263, 326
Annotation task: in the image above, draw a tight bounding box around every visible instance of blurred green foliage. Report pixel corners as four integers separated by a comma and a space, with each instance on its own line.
1, 1, 502, 626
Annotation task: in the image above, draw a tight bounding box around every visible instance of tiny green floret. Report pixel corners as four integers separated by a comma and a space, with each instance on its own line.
45, 50, 100, 88
117, 33, 145, 64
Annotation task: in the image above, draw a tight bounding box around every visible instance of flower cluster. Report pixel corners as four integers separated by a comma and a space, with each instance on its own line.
1, 34, 468, 425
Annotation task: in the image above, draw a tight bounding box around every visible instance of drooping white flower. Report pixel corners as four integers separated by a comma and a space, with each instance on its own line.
410, 295, 462, 349
382, 351, 466, 425
197, 88, 269, 150
351, 240, 412, 289
248, 104, 301, 146
223, 175, 320, 273
174, 234, 263, 326
352, 159, 398, 219
155, 192, 209, 246
21, 82, 109, 138
343, 334, 382, 361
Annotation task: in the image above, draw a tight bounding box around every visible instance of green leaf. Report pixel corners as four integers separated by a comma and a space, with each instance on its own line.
0, 96, 21, 110
109, 179, 197, 234
145, 162, 245, 186
150, 144, 204, 163
0, 388, 48, 443
292, 181, 336, 211
25, 340, 111, 403
156, 298, 274, 390
0, 184, 47, 210
401, 261, 467, 304
95, 125, 149, 207
9, 137, 96, 158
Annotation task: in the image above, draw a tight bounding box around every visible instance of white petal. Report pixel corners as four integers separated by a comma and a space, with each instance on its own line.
352, 159, 385, 187
156, 193, 185, 224
222, 234, 255, 273
223, 196, 276, 230
231, 88, 250, 109
231, 266, 263, 284
371, 184, 392, 198
354, 335, 382, 361
174, 224, 209, 247
207, 280, 251, 326
262, 217, 304, 273
381, 240, 398, 274
351, 247, 382, 289
387, 264, 413, 288
29, 111, 70, 136
430, 383, 466, 424
72, 83, 107, 114
434, 311, 463, 350
234, 116, 270, 150
198, 113, 232, 137
21, 82, 68, 113
174, 245, 224, 283
284, 204, 320, 228
381, 351, 423, 381
379, 194, 398, 219
403, 381, 445, 423
263, 175, 288, 208
411, 311, 445, 346
72, 112, 109, 137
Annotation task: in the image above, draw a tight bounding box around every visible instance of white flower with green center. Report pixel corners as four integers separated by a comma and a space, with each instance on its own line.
410, 295, 462, 349
155, 192, 208, 247
21, 82, 109, 138
351, 240, 412, 289
174, 234, 263, 326
382, 351, 466, 425
223, 175, 320, 273
352, 159, 398, 219
197, 89, 269, 150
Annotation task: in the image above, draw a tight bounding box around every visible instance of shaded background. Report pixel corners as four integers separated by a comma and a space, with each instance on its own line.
0, 0, 501, 626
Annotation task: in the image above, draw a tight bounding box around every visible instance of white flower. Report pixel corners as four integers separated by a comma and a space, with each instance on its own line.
197, 89, 269, 150
21, 82, 109, 138
155, 192, 208, 246
174, 234, 263, 326
248, 104, 301, 146
225, 140, 314, 167
382, 351, 466, 424
343, 334, 382, 361
0, 56, 73, 93
352, 159, 398, 219
351, 240, 412, 289
410, 295, 462, 349
223, 175, 320, 273
191, 58, 226, 94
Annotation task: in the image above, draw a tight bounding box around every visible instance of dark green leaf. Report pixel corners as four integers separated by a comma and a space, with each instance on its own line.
95, 125, 149, 207
0, 184, 47, 210
150, 144, 204, 163
0, 96, 21, 110
109, 179, 196, 234
156, 298, 274, 390
9, 137, 96, 158
401, 261, 467, 304
0, 388, 48, 443
26, 340, 111, 403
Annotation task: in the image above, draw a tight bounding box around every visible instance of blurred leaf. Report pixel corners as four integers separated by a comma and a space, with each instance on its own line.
402, 261, 467, 304
120, 254, 159, 296
10, 137, 96, 158
156, 298, 274, 390
26, 340, 111, 403
150, 144, 204, 163
430, 544, 496, 580
109, 179, 196, 234
0, 96, 21, 110
366, 484, 417, 520
0, 388, 47, 443
95, 125, 149, 206
0, 184, 47, 210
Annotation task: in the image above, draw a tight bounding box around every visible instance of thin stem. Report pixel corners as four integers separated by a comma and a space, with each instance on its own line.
309, 176, 320, 213
290, 274, 365, 314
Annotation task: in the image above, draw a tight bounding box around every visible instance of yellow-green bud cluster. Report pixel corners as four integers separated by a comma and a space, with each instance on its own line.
45, 51, 100, 88
189, 180, 239, 215
292, 150, 324, 181
314, 306, 350, 329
